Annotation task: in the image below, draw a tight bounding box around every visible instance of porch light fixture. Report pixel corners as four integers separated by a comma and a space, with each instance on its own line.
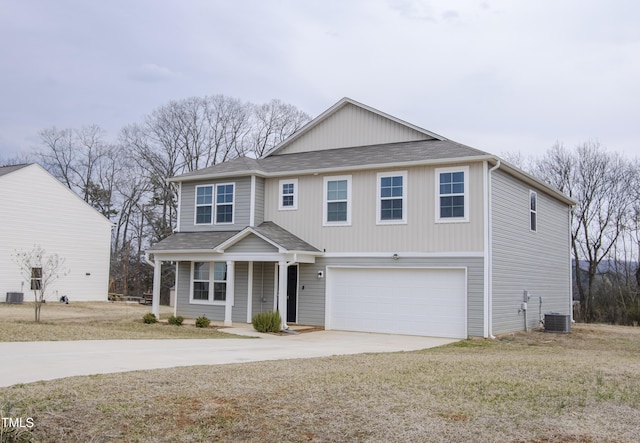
392, 253, 399, 260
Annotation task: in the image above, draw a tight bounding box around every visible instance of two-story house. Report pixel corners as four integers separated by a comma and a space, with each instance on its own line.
147, 98, 574, 338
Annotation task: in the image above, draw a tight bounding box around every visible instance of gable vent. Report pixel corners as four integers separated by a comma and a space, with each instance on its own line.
544, 313, 571, 333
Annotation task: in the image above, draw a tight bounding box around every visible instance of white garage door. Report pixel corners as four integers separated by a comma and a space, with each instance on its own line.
327, 267, 467, 338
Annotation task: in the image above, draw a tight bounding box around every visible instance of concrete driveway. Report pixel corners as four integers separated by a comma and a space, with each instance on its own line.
0, 327, 457, 387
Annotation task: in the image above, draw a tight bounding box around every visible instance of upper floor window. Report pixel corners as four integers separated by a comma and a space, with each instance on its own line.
191, 261, 227, 304
279, 179, 298, 211
323, 175, 351, 226
436, 166, 469, 223
215, 183, 235, 224
530, 190, 537, 232
195, 183, 235, 225
377, 171, 407, 224
195, 185, 213, 224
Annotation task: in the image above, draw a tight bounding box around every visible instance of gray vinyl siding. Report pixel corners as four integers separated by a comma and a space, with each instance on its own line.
225, 236, 278, 253
179, 176, 251, 232
264, 163, 485, 253
491, 169, 571, 335
232, 262, 248, 322
254, 177, 265, 226
275, 102, 432, 155
296, 256, 485, 336
175, 261, 225, 320
251, 262, 276, 315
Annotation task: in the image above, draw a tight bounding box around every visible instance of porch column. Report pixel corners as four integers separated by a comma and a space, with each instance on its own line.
224, 261, 235, 326
152, 259, 161, 318
246, 261, 254, 323
278, 261, 288, 330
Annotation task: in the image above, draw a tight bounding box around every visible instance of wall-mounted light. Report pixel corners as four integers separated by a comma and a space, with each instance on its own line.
85, 272, 91, 276
317, 271, 324, 279
392, 254, 399, 260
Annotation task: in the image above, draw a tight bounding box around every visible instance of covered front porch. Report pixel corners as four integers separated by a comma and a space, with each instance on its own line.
146, 222, 322, 329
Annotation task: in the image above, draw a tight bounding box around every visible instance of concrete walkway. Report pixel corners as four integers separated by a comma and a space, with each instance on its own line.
0, 327, 457, 387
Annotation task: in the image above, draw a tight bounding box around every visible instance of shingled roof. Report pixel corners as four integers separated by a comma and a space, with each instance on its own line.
171, 138, 491, 182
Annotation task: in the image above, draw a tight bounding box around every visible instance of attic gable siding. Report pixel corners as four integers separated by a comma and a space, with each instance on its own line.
274, 103, 432, 155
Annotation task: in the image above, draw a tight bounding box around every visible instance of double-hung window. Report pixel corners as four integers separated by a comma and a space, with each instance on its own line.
323, 175, 351, 225
215, 183, 234, 224
436, 166, 469, 222
195, 183, 235, 225
191, 262, 227, 304
530, 190, 537, 232
377, 171, 407, 224
279, 179, 298, 210
195, 185, 213, 224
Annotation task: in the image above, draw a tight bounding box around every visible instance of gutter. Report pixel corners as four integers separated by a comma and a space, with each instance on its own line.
143, 253, 155, 268
486, 159, 501, 339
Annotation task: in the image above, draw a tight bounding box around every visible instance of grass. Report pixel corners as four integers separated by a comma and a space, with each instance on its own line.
0, 302, 240, 341
1, 324, 639, 442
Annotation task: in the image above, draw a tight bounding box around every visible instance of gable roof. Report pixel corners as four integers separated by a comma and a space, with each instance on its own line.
263, 97, 447, 157
148, 222, 321, 254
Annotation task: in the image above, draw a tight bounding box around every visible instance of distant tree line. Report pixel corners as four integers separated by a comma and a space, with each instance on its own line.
1, 94, 310, 299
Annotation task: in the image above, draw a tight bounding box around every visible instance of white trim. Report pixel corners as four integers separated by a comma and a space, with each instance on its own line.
278, 178, 298, 211
435, 165, 470, 223
273, 263, 278, 312
249, 176, 256, 226
376, 171, 407, 225
486, 160, 501, 338
188, 261, 227, 306
214, 182, 235, 225
323, 175, 352, 226
224, 261, 235, 326
482, 161, 490, 338
173, 262, 179, 317
194, 184, 214, 225
529, 190, 538, 232
247, 261, 254, 323
176, 182, 182, 232
322, 251, 483, 258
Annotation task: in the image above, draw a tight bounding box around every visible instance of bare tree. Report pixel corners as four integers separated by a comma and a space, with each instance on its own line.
13, 245, 68, 322
533, 141, 638, 321
248, 99, 311, 157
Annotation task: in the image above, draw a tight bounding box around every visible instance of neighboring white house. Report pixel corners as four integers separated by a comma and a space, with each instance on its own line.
0, 163, 112, 302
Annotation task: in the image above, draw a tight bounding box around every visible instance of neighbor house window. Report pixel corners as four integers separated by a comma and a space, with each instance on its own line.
215, 183, 234, 224
436, 166, 469, 222
195, 185, 213, 224
191, 262, 227, 304
323, 175, 352, 225
30, 267, 42, 290
279, 179, 298, 210
530, 190, 537, 232
377, 171, 407, 224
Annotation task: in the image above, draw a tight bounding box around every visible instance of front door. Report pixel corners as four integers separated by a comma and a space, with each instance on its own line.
287, 265, 298, 323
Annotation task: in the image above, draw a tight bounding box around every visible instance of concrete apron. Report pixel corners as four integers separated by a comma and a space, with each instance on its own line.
0, 328, 458, 387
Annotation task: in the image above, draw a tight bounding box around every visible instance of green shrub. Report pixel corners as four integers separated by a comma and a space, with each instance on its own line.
168, 315, 184, 326
195, 315, 210, 328
252, 311, 282, 333
142, 312, 157, 324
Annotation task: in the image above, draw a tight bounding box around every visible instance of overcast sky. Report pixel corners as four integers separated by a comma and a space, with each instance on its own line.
1, 0, 639, 161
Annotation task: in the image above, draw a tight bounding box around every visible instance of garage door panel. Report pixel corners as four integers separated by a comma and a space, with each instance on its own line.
327, 267, 466, 338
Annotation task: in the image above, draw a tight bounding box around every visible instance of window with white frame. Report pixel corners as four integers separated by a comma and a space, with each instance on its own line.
279, 179, 298, 210
195, 185, 213, 224
377, 171, 407, 224
530, 190, 537, 232
191, 262, 227, 303
215, 183, 234, 224
436, 166, 469, 222
323, 175, 351, 225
